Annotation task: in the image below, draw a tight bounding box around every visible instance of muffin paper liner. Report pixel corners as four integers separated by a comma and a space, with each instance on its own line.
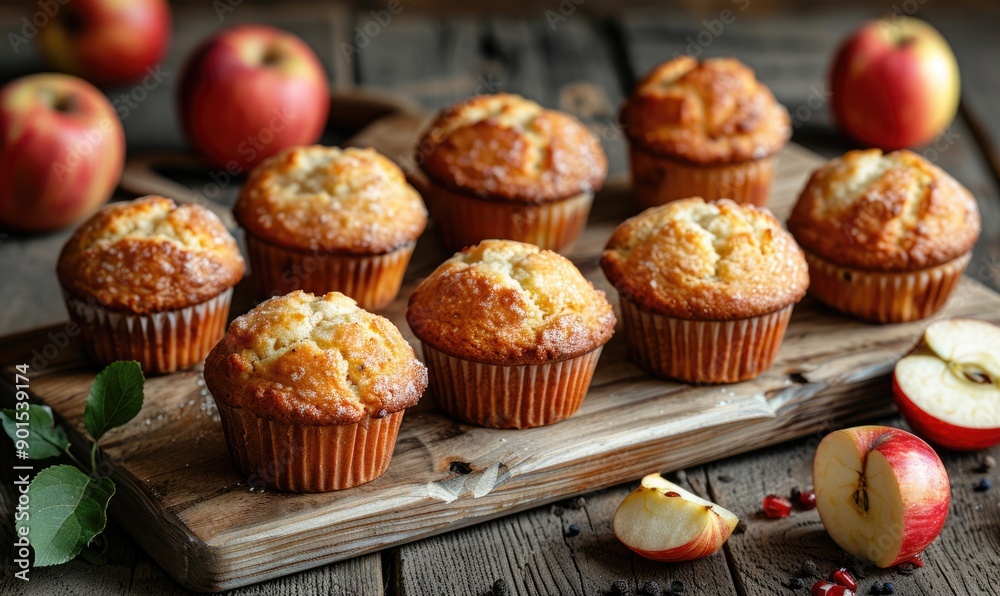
421, 343, 603, 429
803, 250, 971, 324
245, 233, 414, 311
618, 296, 793, 384
629, 144, 777, 208
63, 288, 233, 375
416, 172, 593, 253
216, 403, 404, 493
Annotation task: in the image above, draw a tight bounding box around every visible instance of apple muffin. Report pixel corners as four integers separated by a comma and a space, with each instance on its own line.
407, 239, 615, 429
204, 290, 428, 492
413, 93, 607, 253
620, 56, 791, 208
57, 196, 244, 374
601, 198, 809, 383
234, 145, 427, 310
788, 149, 980, 323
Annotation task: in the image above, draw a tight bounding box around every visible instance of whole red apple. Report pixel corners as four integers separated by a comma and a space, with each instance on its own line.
178, 25, 330, 171
830, 17, 960, 150
813, 426, 950, 568
0, 74, 125, 233
35, 0, 171, 86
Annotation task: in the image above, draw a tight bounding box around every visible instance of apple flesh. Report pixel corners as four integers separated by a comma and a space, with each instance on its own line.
0, 73, 124, 233
830, 16, 959, 150
178, 25, 330, 170
894, 318, 1000, 450
813, 426, 950, 568
36, 0, 172, 85
613, 473, 738, 562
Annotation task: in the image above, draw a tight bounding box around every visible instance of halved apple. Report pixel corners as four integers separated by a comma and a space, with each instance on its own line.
894, 318, 1000, 450
613, 473, 738, 562
813, 426, 950, 568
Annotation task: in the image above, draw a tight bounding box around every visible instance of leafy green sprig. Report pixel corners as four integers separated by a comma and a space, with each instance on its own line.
2, 361, 144, 566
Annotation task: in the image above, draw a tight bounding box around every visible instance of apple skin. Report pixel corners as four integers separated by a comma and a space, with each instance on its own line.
178, 25, 330, 171
813, 426, 950, 568
830, 17, 959, 150
893, 372, 1000, 451
36, 0, 171, 85
613, 474, 738, 562
0, 73, 125, 233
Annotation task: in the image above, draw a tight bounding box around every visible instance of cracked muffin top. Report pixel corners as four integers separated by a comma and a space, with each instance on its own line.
620, 56, 791, 165
416, 93, 608, 203
601, 198, 809, 320
788, 149, 981, 271
234, 145, 427, 254
406, 240, 616, 365
204, 291, 428, 426
57, 196, 245, 314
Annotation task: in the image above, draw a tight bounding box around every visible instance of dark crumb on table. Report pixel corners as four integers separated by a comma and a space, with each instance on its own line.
611, 579, 630, 595
492, 578, 509, 596
565, 523, 581, 537
896, 562, 917, 575
797, 560, 819, 578
733, 519, 748, 534
781, 577, 805, 589
975, 455, 996, 473
640, 580, 661, 596
974, 477, 992, 492
717, 474, 733, 483
670, 579, 685, 592
868, 582, 883, 595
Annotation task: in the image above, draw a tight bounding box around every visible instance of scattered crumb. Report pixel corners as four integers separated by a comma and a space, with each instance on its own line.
733, 519, 748, 535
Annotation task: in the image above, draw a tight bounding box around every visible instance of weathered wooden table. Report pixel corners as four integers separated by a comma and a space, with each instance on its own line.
1, 5, 998, 595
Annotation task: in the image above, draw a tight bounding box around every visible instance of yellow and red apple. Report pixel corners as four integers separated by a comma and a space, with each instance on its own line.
36, 0, 171, 85
830, 17, 959, 150
813, 426, 950, 568
178, 25, 330, 171
0, 74, 124, 233
613, 473, 738, 562
894, 318, 1000, 451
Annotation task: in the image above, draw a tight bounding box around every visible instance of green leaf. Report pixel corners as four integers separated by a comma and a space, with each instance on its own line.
84, 361, 144, 442
16, 465, 115, 566
1, 405, 69, 460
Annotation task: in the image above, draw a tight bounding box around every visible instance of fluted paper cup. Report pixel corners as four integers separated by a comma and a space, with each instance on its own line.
63, 288, 233, 375
216, 403, 404, 493
422, 343, 603, 429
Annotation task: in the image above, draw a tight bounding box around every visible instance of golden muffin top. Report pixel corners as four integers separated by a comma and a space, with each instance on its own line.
57, 196, 245, 314
204, 291, 428, 426
601, 198, 809, 320
234, 145, 428, 254
406, 240, 616, 365
788, 149, 980, 271
417, 93, 608, 203
620, 56, 791, 165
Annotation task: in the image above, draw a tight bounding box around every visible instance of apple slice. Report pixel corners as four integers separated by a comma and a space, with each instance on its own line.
613, 473, 738, 562
894, 318, 1000, 450
813, 426, 950, 568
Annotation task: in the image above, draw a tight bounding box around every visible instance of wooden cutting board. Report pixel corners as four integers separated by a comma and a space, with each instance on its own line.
6, 110, 1000, 592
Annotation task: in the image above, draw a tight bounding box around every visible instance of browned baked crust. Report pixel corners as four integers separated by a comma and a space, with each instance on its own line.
620, 56, 791, 166
204, 290, 428, 426
406, 240, 616, 365
787, 149, 981, 271
57, 196, 245, 314
417, 93, 608, 204
234, 145, 428, 254
601, 198, 809, 320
